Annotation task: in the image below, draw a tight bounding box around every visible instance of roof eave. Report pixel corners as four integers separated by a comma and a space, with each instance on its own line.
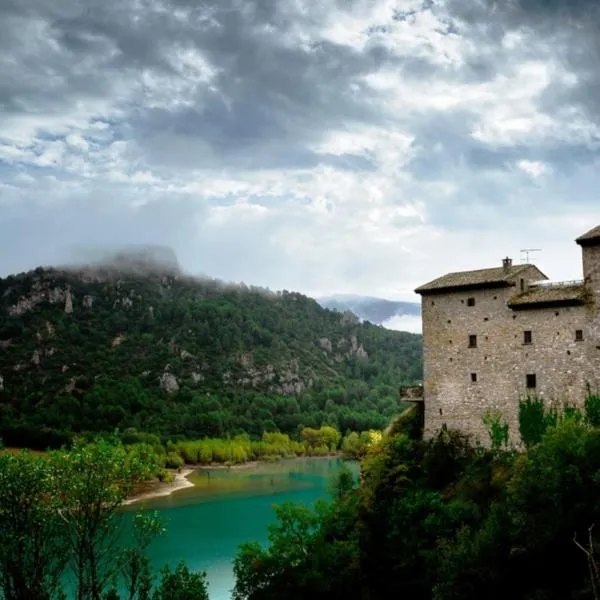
508, 298, 586, 310
576, 237, 600, 247
415, 281, 513, 296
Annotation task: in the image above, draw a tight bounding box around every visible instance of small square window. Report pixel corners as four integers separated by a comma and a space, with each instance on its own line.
467, 297, 475, 307
523, 330, 532, 344
575, 329, 584, 342
471, 373, 477, 383
526, 373, 537, 389
468, 334, 477, 348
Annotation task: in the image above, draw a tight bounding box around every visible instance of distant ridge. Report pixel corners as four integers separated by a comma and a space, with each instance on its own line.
318, 294, 421, 332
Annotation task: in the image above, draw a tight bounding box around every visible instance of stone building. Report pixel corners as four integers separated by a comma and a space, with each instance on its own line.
415, 224, 600, 443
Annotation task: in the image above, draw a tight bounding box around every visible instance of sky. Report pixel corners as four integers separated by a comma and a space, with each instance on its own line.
2, 0, 600, 307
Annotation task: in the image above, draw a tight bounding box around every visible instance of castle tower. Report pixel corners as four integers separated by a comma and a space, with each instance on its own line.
576, 225, 600, 298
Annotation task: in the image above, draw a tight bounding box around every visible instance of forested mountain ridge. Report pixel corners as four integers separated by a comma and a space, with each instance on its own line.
0, 252, 422, 447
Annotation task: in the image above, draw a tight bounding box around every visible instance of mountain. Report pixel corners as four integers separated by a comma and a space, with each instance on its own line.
318, 294, 422, 333
0, 251, 422, 448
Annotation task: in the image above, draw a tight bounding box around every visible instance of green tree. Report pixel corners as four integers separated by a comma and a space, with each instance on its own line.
121, 512, 166, 600
0, 451, 69, 600
233, 503, 319, 600
50, 439, 158, 600
152, 562, 209, 600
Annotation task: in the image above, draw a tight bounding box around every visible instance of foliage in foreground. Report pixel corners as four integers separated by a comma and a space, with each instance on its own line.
0, 439, 209, 600
233, 399, 600, 600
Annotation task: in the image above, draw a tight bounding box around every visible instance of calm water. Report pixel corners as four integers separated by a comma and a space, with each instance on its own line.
128, 457, 358, 600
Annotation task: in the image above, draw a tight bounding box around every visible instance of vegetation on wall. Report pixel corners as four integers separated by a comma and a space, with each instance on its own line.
0, 265, 422, 448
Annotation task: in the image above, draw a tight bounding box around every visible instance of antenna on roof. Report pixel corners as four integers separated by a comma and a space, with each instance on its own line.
520, 248, 541, 264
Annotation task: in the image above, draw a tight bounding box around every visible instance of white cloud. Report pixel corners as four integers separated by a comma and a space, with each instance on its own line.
518, 160, 548, 178
381, 314, 422, 334
1, 0, 600, 310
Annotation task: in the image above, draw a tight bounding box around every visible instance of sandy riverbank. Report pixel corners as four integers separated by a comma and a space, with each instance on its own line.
123, 468, 195, 506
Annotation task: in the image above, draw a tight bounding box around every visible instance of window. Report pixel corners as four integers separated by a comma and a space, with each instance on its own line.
576, 329, 584, 342
467, 297, 475, 307
520, 278, 525, 292
468, 334, 477, 348
526, 374, 537, 389
471, 373, 477, 383
523, 330, 532, 344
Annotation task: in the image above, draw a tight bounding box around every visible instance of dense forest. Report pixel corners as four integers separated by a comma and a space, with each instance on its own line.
232, 396, 600, 600
0, 251, 422, 448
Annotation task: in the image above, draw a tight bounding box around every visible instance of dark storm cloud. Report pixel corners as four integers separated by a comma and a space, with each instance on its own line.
0, 0, 391, 170
445, 0, 600, 125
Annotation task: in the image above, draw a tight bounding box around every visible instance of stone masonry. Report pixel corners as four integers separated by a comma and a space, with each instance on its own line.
415, 224, 600, 444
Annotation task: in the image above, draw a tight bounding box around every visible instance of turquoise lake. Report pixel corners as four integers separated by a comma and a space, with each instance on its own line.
127, 457, 359, 600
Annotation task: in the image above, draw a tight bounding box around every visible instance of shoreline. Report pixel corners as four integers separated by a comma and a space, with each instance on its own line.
123, 467, 195, 506
124, 454, 345, 505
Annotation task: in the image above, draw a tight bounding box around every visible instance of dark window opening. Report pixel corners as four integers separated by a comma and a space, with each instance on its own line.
447, 319, 451, 324
523, 330, 532, 344
513, 315, 517, 319
468, 334, 477, 348
467, 297, 475, 307
555, 311, 559, 316
526, 373, 537, 389
567, 350, 571, 355
439, 408, 443, 416
520, 278, 525, 291
576, 329, 584, 342
471, 373, 477, 383
431, 301, 435, 306
493, 295, 498, 300
484, 317, 489, 321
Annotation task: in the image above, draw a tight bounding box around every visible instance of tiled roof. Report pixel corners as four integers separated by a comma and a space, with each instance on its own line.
508, 283, 588, 309
415, 264, 536, 294
576, 225, 600, 246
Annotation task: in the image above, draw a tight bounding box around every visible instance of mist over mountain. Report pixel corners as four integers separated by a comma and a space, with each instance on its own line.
318, 295, 422, 333
0, 262, 422, 447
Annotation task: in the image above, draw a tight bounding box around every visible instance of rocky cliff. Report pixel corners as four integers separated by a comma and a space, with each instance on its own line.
0, 251, 422, 445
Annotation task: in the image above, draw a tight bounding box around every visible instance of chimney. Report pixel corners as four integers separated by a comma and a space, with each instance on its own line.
502, 257, 512, 273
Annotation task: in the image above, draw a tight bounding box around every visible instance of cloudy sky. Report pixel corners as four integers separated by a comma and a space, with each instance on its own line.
1, 0, 600, 308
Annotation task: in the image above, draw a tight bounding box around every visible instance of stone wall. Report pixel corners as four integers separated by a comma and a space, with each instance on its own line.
421, 263, 600, 445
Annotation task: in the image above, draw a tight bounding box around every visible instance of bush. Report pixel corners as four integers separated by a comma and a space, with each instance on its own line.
518, 397, 557, 448
165, 452, 185, 469
153, 562, 209, 600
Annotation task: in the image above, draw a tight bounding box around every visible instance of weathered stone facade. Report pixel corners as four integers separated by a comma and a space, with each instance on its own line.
416, 225, 600, 444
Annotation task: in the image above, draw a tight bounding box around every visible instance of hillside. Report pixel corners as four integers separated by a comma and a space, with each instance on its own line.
0, 251, 422, 448
318, 294, 421, 332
